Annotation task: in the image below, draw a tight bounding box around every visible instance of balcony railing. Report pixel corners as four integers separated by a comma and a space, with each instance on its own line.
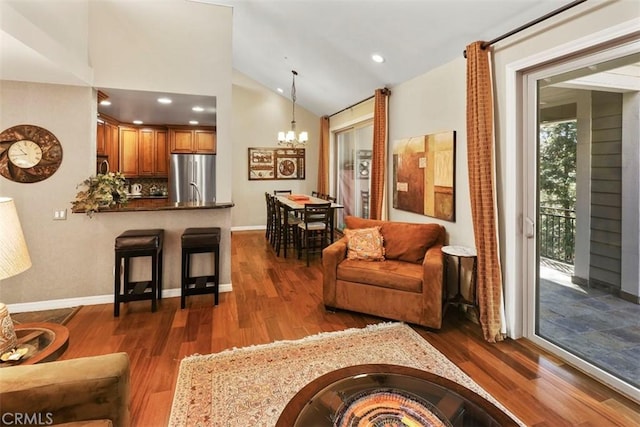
539, 206, 575, 264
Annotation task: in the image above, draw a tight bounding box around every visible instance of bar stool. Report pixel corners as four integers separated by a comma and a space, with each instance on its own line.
181, 227, 221, 309
114, 229, 164, 317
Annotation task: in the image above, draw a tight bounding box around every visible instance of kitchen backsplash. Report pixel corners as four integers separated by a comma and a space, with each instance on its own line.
127, 178, 169, 196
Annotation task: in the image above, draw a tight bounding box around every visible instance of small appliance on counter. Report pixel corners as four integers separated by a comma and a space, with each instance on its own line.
130, 183, 142, 195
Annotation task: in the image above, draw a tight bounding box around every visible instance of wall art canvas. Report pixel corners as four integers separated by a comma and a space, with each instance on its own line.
248, 147, 305, 180
392, 131, 455, 221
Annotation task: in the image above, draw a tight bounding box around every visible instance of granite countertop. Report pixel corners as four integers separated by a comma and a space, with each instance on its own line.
72, 201, 234, 214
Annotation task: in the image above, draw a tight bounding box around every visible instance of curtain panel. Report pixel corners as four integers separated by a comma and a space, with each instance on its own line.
466, 41, 504, 343
370, 88, 390, 220
317, 116, 330, 194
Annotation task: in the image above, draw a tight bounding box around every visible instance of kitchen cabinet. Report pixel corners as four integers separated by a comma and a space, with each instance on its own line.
96, 120, 119, 173
119, 126, 168, 178
139, 128, 168, 176
119, 126, 139, 177
169, 127, 216, 154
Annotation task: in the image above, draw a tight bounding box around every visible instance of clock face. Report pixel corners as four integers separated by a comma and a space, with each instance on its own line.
0, 125, 63, 183
8, 140, 43, 168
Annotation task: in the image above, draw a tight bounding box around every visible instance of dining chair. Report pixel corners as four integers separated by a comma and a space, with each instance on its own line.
274, 199, 301, 257
274, 190, 292, 195
325, 195, 337, 243
297, 202, 331, 266
264, 192, 276, 245
311, 191, 319, 197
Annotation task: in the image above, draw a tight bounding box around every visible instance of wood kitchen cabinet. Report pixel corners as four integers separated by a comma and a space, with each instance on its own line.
119, 126, 139, 177
169, 127, 216, 154
96, 119, 119, 173
139, 128, 168, 177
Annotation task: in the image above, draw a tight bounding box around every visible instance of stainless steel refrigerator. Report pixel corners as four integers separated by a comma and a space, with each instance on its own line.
169, 154, 216, 204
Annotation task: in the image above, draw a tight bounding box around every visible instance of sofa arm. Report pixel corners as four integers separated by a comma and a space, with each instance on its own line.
0, 352, 130, 427
422, 244, 444, 329
322, 237, 348, 307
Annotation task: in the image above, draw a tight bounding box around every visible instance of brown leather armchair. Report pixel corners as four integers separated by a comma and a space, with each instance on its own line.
0, 352, 130, 426
323, 216, 445, 329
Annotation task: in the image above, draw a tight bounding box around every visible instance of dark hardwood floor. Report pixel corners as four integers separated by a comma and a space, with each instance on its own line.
61, 231, 640, 426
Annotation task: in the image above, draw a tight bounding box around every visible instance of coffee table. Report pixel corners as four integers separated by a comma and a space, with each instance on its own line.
0, 322, 69, 367
276, 364, 518, 427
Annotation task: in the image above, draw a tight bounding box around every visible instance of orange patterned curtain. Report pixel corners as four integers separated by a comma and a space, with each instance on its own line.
317, 116, 330, 194
370, 88, 390, 220
466, 41, 504, 343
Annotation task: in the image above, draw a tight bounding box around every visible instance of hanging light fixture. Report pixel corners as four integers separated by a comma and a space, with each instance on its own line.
278, 70, 308, 147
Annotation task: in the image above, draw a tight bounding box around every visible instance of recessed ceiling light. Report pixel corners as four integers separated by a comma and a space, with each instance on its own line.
133, 120, 143, 125
189, 120, 199, 125
277, 88, 284, 94
192, 106, 205, 112
99, 100, 111, 106
157, 97, 172, 104
371, 53, 385, 63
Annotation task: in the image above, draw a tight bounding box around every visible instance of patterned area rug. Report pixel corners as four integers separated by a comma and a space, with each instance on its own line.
169, 322, 523, 426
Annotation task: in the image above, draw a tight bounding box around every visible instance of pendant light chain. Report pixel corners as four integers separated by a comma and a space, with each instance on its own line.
278, 69, 308, 147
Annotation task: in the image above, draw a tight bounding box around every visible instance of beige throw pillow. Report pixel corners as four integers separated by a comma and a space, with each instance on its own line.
344, 227, 385, 261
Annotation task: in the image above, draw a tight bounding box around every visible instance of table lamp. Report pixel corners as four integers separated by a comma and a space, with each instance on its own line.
0, 197, 32, 355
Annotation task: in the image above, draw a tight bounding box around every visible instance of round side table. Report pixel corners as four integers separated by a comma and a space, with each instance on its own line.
442, 245, 479, 320
0, 322, 69, 367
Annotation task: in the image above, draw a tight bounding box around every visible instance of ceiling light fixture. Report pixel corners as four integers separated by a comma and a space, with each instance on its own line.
99, 100, 111, 106
371, 53, 385, 63
157, 97, 172, 104
278, 70, 308, 147
133, 120, 143, 125
192, 106, 204, 112
276, 88, 284, 94
189, 120, 199, 125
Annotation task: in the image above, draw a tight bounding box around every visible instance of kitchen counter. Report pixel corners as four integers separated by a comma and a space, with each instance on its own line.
73, 201, 234, 214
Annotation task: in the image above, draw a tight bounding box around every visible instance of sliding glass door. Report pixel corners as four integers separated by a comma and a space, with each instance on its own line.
525, 47, 640, 397
334, 121, 373, 230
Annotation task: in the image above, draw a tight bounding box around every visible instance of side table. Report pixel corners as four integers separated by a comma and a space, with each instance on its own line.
442, 245, 479, 320
0, 322, 69, 367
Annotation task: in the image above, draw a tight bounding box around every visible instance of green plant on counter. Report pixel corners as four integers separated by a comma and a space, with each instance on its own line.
71, 172, 129, 217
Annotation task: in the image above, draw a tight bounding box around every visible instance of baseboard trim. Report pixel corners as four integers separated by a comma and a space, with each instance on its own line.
231, 225, 265, 232
7, 283, 233, 314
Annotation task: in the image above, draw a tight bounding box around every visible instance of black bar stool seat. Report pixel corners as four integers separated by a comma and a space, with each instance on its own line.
114, 229, 164, 317
181, 227, 221, 308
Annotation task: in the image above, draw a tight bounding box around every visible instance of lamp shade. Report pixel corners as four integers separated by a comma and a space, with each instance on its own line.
0, 197, 32, 280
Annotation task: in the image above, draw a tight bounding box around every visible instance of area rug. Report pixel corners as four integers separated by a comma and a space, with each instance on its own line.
11, 306, 81, 326
169, 322, 523, 426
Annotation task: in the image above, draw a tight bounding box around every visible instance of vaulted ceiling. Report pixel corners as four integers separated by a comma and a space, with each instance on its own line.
211, 0, 571, 115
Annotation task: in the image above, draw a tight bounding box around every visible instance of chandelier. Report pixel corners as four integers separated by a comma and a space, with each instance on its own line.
278, 70, 308, 147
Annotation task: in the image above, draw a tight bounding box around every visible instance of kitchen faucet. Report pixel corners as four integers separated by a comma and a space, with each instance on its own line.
189, 181, 202, 204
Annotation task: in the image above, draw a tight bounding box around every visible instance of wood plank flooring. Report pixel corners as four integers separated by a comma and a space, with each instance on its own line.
61, 231, 640, 426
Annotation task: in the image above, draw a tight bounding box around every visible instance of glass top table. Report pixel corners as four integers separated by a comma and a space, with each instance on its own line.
0, 322, 69, 367
276, 364, 518, 427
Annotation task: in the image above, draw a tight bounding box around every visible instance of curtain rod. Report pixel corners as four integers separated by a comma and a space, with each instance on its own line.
463, 0, 587, 58
329, 95, 375, 117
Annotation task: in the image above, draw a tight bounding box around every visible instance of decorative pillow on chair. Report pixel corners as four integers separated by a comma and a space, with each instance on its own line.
344, 227, 385, 261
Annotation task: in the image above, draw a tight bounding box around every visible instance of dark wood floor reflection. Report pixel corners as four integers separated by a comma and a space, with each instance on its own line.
61, 231, 640, 426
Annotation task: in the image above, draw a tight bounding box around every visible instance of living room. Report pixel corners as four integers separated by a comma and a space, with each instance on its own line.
1, 0, 639, 425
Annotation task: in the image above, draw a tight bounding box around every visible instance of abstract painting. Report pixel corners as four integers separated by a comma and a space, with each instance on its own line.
392, 131, 455, 221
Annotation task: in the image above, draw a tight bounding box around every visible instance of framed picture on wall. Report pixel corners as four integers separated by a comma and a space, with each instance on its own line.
392, 131, 456, 221
248, 147, 305, 180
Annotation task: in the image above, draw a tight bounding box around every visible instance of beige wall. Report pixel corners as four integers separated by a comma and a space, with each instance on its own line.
1, 0, 233, 309
388, 57, 473, 247
231, 70, 320, 229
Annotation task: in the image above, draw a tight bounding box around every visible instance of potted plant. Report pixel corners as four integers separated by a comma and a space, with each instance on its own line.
71, 172, 129, 217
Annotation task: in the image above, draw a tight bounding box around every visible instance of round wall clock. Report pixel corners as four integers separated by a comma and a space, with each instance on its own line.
0, 124, 63, 183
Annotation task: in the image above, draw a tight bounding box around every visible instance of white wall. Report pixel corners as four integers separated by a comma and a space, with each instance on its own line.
231, 70, 320, 229
1, 0, 234, 307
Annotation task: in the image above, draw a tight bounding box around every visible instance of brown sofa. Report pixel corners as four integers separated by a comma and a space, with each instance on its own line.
0, 352, 130, 426
323, 216, 445, 329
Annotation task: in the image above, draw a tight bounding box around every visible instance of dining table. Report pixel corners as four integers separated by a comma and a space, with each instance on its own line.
275, 194, 344, 258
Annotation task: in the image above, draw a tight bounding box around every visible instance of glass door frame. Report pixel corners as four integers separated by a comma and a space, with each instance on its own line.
520, 40, 640, 401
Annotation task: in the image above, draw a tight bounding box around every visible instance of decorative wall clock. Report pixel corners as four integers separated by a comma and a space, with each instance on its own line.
0, 124, 63, 183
